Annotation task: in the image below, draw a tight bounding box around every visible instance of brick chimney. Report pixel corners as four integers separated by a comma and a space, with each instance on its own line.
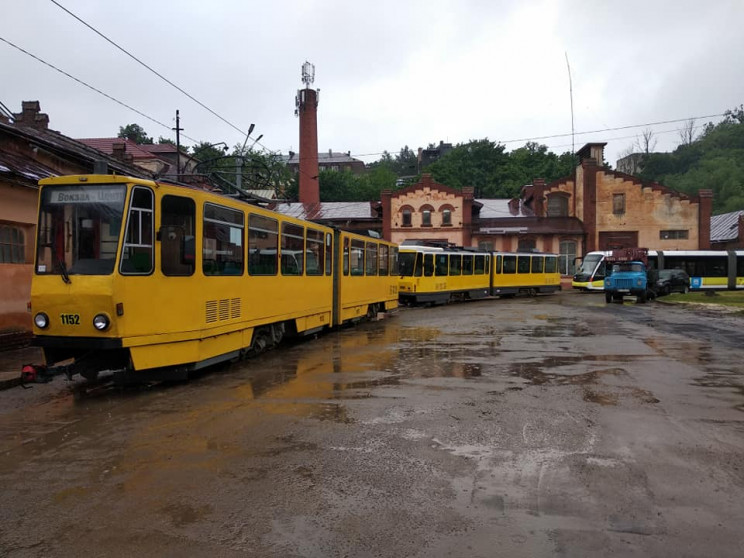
112, 141, 127, 161
381, 190, 392, 241
533, 178, 546, 217
462, 186, 474, 246
697, 189, 713, 249
13, 101, 49, 130
297, 87, 320, 204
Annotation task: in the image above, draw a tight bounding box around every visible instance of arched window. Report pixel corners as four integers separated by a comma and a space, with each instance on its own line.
439, 204, 454, 226
420, 204, 434, 227
546, 193, 569, 217
400, 205, 413, 227
559, 240, 577, 275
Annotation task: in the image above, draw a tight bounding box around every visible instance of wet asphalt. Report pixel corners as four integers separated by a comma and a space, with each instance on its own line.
0, 292, 743, 557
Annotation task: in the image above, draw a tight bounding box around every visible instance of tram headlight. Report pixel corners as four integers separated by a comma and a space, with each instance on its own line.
93, 313, 110, 331
34, 312, 49, 329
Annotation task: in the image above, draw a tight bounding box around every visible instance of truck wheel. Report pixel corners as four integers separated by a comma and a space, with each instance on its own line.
638, 291, 647, 303
605, 293, 612, 303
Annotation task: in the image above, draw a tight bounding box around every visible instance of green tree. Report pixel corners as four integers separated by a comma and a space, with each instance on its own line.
640, 105, 744, 212
426, 139, 513, 197
118, 123, 153, 144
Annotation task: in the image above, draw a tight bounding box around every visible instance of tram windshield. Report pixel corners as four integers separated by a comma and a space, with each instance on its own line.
576, 253, 603, 275
35, 184, 127, 278
398, 251, 417, 276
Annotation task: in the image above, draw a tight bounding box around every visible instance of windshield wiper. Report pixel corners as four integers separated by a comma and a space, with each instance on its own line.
57, 258, 71, 284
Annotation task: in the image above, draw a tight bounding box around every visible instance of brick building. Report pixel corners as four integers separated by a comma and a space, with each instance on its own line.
380, 143, 712, 275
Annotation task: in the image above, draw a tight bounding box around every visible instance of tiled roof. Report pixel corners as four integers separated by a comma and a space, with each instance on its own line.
1, 122, 149, 180
76, 138, 157, 159
139, 143, 178, 154
0, 149, 57, 183
287, 152, 363, 165
711, 210, 744, 242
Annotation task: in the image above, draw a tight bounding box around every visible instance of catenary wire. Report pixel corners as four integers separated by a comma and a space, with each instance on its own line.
49, 0, 252, 140
0, 36, 200, 144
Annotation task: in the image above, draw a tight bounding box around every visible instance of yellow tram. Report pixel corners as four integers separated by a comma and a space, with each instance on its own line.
28, 174, 398, 382
397, 245, 561, 305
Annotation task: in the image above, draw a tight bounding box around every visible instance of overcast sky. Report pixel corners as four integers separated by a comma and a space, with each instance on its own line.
2, 0, 742, 167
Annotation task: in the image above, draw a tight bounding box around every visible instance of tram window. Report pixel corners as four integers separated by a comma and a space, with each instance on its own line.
474, 255, 485, 275
423, 253, 434, 276
496, 255, 502, 274
517, 256, 530, 274
503, 255, 516, 274
248, 214, 278, 275
485, 255, 490, 275
121, 187, 154, 275
738, 256, 744, 278
350, 239, 365, 276
203, 204, 244, 276
545, 256, 557, 273
325, 233, 333, 275
449, 254, 461, 275
463, 255, 473, 275
414, 252, 423, 277
161, 195, 195, 276
281, 223, 304, 275
532, 256, 544, 273
435, 254, 448, 276
306, 228, 324, 276
366, 242, 379, 275
343, 238, 350, 276
391, 247, 399, 275
379, 244, 389, 276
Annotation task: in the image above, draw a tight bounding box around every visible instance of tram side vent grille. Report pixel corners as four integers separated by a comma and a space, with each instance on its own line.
206, 300, 218, 323
206, 298, 241, 323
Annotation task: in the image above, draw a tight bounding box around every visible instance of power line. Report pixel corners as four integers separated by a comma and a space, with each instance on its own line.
0, 35, 200, 143
349, 112, 726, 160
50, 0, 253, 140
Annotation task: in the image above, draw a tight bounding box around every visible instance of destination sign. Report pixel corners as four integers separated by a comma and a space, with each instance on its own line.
48, 188, 125, 205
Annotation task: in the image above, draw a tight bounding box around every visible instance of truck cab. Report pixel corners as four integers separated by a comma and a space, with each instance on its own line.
603, 248, 654, 303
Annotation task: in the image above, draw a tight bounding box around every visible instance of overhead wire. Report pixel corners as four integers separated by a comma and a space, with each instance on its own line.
0, 36, 200, 144
49, 0, 252, 140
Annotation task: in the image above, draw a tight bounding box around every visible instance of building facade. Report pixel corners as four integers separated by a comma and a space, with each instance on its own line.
380, 143, 712, 276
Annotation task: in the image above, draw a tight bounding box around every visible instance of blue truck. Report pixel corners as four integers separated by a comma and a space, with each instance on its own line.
604, 248, 655, 303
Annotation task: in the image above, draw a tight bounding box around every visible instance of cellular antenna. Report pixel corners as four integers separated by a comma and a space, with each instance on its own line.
302, 61, 315, 87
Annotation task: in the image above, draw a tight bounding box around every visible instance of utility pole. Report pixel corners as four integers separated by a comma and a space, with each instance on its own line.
172, 110, 184, 180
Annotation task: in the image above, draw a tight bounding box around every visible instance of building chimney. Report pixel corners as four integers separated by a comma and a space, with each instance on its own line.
13, 101, 49, 131
297, 87, 320, 204
533, 178, 546, 217
112, 141, 126, 161
697, 189, 713, 250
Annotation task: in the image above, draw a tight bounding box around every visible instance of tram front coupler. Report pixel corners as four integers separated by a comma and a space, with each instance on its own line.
20, 363, 74, 385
